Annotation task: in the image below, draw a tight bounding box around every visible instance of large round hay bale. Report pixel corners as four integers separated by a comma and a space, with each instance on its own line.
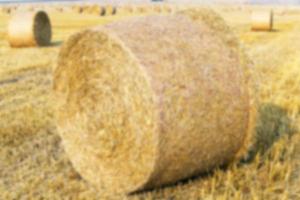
53, 9, 254, 194
8, 10, 51, 47
251, 10, 274, 31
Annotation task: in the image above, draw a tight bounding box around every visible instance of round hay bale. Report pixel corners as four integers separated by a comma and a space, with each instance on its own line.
136, 5, 150, 14
85, 5, 93, 14
89, 5, 97, 14
152, 4, 163, 13
125, 5, 135, 14
105, 5, 116, 15
98, 6, 106, 16
251, 10, 274, 31
81, 5, 89, 14
8, 10, 51, 47
117, 5, 134, 15
5, 7, 12, 14
75, 6, 84, 14
56, 6, 64, 13
53, 10, 254, 194
162, 4, 173, 13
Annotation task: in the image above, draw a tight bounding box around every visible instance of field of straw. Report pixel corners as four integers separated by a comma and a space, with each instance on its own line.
0, 5, 299, 200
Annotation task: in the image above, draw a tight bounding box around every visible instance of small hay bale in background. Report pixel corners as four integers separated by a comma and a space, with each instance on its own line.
105, 5, 116, 15
117, 5, 135, 15
81, 5, 89, 14
98, 5, 106, 16
135, 5, 151, 14
124, 5, 135, 14
53, 9, 255, 194
152, 4, 163, 13
251, 10, 274, 31
74, 5, 84, 14
87, 5, 105, 16
2, 6, 12, 15
8, 10, 51, 47
162, 4, 173, 13
55, 6, 64, 13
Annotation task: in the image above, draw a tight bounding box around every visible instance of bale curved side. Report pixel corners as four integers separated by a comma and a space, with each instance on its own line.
178, 8, 257, 160
54, 14, 252, 194
8, 10, 51, 47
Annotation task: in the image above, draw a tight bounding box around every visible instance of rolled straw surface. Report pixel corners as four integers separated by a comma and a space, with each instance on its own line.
8, 10, 51, 47
251, 10, 274, 31
178, 8, 257, 159
54, 10, 254, 194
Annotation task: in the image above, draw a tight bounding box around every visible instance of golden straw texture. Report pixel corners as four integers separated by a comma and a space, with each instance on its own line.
178, 8, 257, 161
53, 11, 253, 194
8, 10, 51, 47
251, 10, 274, 31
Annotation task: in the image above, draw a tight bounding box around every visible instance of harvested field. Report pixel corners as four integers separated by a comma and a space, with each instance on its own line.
0, 4, 299, 200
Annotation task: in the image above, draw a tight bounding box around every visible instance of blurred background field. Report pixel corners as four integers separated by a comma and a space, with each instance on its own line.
0, 3, 299, 199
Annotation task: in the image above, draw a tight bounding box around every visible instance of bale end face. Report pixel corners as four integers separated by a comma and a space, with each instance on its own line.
53, 29, 158, 194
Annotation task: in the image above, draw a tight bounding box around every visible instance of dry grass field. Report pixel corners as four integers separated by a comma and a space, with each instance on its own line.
0, 5, 299, 200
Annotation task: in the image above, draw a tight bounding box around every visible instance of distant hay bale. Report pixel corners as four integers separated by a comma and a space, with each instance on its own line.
251, 10, 274, 31
125, 5, 135, 13
162, 4, 173, 13
53, 10, 254, 194
55, 6, 64, 13
135, 5, 151, 14
73, 5, 80, 13
105, 5, 116, 15
152, 4, 163, 13
82, 5, 89, 14
99, 6, 106, 16
86, 5, 102, 15
3, 7, 12, 14
84, 5, 93, 14
8, 10, 52, 47
117, 5, 135, 15
74, 6, 84, 14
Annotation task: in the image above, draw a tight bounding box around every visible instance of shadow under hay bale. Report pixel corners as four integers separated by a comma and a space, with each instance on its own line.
53, 8, 255, 195
48, 41, 63, 47
248, 103, 294, 159
8, 10, 52, 47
